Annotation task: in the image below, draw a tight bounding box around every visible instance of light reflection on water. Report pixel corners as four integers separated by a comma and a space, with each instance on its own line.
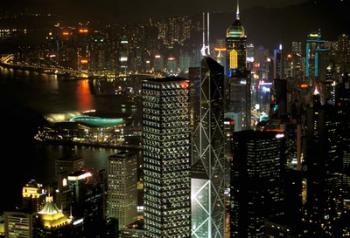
0, 66, 136, 211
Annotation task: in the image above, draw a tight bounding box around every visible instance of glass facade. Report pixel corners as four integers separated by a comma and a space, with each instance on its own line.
191, 178, 210, 238
192, 57, 225, 238
142, 78, 191, 238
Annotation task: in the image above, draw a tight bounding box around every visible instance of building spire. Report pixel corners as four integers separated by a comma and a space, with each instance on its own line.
236, 0, 240, 20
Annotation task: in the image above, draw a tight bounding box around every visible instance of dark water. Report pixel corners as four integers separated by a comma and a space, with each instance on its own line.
0, 67, 130, 212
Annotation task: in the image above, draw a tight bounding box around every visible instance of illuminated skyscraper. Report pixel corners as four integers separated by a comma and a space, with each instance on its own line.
305, 31, 327, 84
230, 130, 285, 237
191, 57, 225, 238
107, 151, 138, 229
226, 0, 247, 75
119, 35, 129, 74
154, 54, 164, 72
225, 0, 251, 130
142, 77, 191, 238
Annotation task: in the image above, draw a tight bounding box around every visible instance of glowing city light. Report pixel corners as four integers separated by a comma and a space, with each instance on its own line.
79, 28, 89, 34
80, 59, 88, 64
67, 172, 92, 181
180, 81, 189, 89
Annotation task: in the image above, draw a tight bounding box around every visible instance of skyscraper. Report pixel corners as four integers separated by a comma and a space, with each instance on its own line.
291, 41, 302, 55
304, 89, 346, 236
66, 170, 106, 237
142, 77, 191, 237
225, 1, 251, 130
191, 57, 225, 237
273, 44, 283, 79
305, 31, 327, 84
230, 130, 285, 237
336, 34, 350, 73
226, 0, 247, 75
107, 150, 138, 229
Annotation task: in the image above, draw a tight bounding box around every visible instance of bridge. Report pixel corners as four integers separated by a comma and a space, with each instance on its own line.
1, 54, 163, 79
0, 54, 89, 78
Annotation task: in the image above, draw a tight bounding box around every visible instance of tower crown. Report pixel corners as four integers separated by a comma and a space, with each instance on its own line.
226, 0, 246, 38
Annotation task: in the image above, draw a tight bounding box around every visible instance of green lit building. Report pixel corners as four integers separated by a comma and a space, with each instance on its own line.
225, 0, 251, 131
226, 0, 247, 75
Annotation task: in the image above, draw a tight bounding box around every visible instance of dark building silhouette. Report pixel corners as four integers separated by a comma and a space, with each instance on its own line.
230, 130, 286, 237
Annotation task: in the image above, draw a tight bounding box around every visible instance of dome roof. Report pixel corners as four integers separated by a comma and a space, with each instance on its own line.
39, 196, 61, 215
39, 196, 71, 229
226, 19, 246, 38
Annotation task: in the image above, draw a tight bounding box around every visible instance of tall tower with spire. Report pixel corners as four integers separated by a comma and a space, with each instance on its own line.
225, 0, 251, 131
226, 0, 247, 75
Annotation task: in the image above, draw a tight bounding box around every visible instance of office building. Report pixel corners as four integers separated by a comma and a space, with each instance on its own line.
231, 130, 285, 237
107, 150, 138, 229
273, 44, 283, 79
305, 31, 327, 84
336, 34, 350, 73
142, 77, 191, 237
55, 154, 85, 214
272, 78, 287, 118
4, 211, 35, 238
225, 1, 251, 130
304, 89, 345, 236
67, 170, 106, 237
191, 57, 225, 237
226, 0, 247, 75
22, 179, 45, 212
55, 155, 85, 184
291, 41, 302, 55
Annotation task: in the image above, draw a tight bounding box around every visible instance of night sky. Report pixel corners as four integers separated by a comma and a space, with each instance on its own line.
4, 0, 308, 18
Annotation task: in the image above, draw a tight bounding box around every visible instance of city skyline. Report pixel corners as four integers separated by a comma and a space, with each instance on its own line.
0, 0, 349, 237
